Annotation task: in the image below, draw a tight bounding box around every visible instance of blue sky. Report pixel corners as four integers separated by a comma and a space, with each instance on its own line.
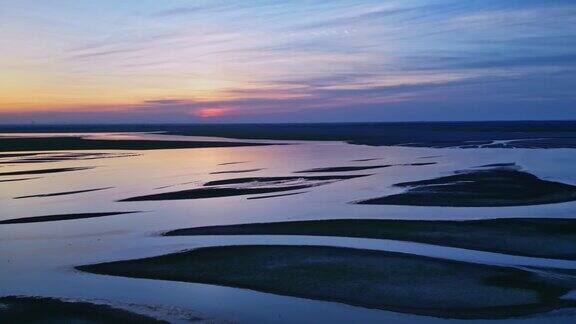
1, 0, 575, 123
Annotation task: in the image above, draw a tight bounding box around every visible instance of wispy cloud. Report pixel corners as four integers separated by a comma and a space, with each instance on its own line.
1, 0, 575, 122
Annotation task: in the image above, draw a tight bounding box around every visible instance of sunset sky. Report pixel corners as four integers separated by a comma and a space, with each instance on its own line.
1, 0, 575, 123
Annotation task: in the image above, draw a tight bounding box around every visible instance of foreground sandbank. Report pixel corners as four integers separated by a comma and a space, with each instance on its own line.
78, 245, 576, 319
0, 296, 166, 323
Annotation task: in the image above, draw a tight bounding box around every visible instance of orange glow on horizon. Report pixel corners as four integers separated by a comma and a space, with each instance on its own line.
193, 108, 233, 118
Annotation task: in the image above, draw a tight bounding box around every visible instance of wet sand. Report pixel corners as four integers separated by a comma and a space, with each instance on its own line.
295, 162, 436, 173
295, 165, 392, 173
164, 218, 576, 260
0, 212, 139, 225
0, 153, 45, 158
210, 169, 263, 174
14, 187, 112, 199
4, 121, 576, 148
217, 161, 249, 165
246, 191, 308, 200
203, 175, 367, 186
0, 152, 138, 164
121, 175, 369, 201
119, 186, 312, 201
0, 167, 94, 177
358, 167, 576, 207
77, 245, 575, 319
0, 296, 166, 323
0, 136, 272, 152
350, 158, 383, 162
0, 177, 40, 183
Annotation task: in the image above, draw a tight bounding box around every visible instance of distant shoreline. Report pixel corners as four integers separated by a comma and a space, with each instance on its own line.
2, 121, 576, 148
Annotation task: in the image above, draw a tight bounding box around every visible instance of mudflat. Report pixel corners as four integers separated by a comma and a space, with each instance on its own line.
0, 167, 94, 176
0, 296, 166, 323
210, 169, 263, 174
119, 186, 312, 201
0, 211, 138, 225
14, 187, 112, 199
203, 175, 366, 186
77, 245, 575, 319
164, 218, 576, 260
294, 165, 392, 173
120, 175, 369, 201
357, 167, 576, 207
0, 136, 271, 152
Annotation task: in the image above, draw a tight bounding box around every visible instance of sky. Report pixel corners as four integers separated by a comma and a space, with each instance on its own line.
0, 0, 575, 124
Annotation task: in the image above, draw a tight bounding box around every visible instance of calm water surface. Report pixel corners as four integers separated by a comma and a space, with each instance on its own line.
1, 133, 576, 323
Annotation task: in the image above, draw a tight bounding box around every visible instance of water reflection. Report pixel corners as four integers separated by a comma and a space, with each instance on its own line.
1, 133, 576, 323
